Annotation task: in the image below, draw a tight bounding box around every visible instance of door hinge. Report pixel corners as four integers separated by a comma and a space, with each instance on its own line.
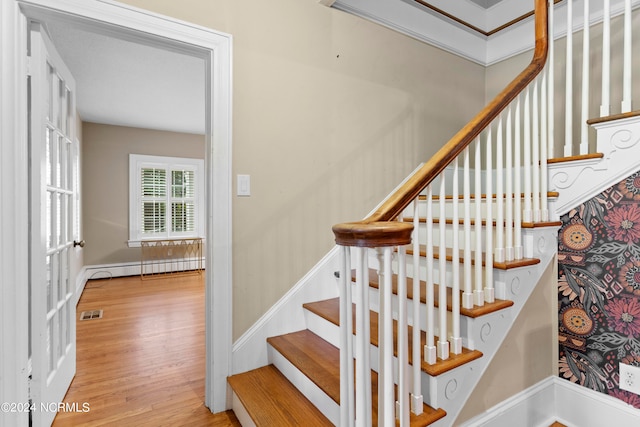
26, 55, 32, 77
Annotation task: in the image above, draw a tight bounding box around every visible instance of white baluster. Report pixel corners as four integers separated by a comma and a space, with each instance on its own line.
541, 72, 549, 222
548, 0, 555, 159
496, 116, 505, 263
580, 0, 590, 154
379, 248, 394, 427
505, 106, 514, 261
564, 0, 573, 156
514, 96, 523, 260
622, 0, 632, 113
397, 246, 409, 426
438, 176, 449, 360
462, 147, 474, 309
451, 157, 462, 355
523, 87, 533, 225
484, 128, 494, 304
339, 246, 355, 427
601, 0, 611, 117
411, 199, 423, 415
532, 79, 541, 222
424, 185, 437, 364
355, 247, 372, 427
474, 137, 484, 307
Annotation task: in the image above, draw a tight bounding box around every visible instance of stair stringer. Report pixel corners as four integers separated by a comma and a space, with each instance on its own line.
549, 114, 640, 217
428, 225, 559, 427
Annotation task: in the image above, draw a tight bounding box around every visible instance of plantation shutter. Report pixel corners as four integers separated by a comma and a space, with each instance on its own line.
171, 169, 196, 233
141, 167, 167, 235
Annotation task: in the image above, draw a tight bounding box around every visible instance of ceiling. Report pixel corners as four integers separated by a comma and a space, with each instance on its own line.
41, 0, 522, 136
45, 21, 205, 135
468, 0, 506, 9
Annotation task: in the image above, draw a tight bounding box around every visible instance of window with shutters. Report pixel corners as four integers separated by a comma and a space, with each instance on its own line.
129, 154, 204, 245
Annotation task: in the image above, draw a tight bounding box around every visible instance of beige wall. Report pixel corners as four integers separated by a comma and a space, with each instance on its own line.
82, 122, 205, 265
112, 0, 486, 339
456, 261, 558, 424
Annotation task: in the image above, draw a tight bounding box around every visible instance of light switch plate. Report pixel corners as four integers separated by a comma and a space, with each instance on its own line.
237, 174, 251, 196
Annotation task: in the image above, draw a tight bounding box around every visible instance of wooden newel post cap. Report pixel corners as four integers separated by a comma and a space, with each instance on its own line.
332, 221, 413, 248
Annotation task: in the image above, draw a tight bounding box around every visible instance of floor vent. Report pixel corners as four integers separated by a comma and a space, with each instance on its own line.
80, 310, 103, 321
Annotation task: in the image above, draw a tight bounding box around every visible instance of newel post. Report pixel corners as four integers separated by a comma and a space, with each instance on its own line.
332, 221, 413, 427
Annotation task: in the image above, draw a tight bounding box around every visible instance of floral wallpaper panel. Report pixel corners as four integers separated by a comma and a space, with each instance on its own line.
558, 170, 640, 409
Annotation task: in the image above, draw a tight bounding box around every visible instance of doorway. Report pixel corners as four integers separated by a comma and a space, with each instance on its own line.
5, 0, 232, 420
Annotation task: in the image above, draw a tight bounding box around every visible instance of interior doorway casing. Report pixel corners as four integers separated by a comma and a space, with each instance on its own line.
1, 0, 232, 418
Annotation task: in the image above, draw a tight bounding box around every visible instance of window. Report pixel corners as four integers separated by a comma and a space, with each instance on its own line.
129, 154, 204, 245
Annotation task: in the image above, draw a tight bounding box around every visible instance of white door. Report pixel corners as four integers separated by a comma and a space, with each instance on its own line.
29, 23, 78, 427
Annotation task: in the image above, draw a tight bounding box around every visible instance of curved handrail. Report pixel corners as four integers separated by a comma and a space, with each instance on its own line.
342, 0, 548, 233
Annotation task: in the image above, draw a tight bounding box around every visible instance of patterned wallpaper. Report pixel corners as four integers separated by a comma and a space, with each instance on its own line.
558, 170, 640, 409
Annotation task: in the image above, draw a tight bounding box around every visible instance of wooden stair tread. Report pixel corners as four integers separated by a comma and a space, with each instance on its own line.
419, 191, 559, 201
267, 330, 447, 427
586, 110, 640, 125
548, 152, 604, 164
406, 244, 540, 270
227, 365, 333, 426
402, 216, 562, 229
357, 269, 514, 318
267, 330, 341, 404
303, 298, 483, 377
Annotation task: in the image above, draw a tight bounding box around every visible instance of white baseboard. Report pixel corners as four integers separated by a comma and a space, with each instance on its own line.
83, 262, 145, 280
554, 377, 640, 427
458, 376, 640, 427
83, 259, 205, 280
75, 266, 90, 305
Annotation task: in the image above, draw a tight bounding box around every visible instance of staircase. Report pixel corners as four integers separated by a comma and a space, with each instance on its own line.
228, 1, 640, 426
228, 201, 560, 427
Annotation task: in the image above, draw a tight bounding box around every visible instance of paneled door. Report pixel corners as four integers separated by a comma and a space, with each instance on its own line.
29, 23, 78, 427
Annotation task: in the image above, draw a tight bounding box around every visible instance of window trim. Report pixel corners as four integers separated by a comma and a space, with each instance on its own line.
128, 154, 205, 247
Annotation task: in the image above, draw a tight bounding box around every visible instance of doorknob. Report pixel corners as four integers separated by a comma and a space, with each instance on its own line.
73, 240, 85, 248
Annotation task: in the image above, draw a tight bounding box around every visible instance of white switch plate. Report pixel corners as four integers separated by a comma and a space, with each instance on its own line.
619, 362, 640, 395
237, 174, 251, 196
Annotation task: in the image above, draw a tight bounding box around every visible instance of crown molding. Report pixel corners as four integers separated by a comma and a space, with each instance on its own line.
328, 0, 640, 66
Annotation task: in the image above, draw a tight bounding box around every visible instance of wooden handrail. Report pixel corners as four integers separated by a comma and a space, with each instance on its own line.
358, 0, 549, 226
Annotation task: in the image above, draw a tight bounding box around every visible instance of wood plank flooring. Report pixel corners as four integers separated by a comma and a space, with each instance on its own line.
52, 274, 240, 427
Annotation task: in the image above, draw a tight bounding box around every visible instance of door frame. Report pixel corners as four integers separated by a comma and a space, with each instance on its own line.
0, 0, 233, 419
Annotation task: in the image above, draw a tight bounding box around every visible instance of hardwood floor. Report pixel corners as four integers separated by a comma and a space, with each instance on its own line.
53, 274, 240, 427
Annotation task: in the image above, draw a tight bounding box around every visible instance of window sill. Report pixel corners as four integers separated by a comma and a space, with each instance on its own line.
127, 237, 205, 248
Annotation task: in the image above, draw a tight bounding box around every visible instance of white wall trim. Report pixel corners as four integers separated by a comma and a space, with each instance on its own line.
0, 1, 30, 425
328, 0, 640, 66
554, 377, 640, 426
80, 260, 206, 281
459, 376, 640, 427
8, 0, 233, 416
457, 376, 557, 427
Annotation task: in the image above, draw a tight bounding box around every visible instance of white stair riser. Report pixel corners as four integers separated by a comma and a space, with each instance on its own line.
404, 195, 550, 221
302, 306, 445, 407
231, 391, 257, 427
267, 345, 340, 425
411, 222, 488, 250
396, 257, 487, 290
